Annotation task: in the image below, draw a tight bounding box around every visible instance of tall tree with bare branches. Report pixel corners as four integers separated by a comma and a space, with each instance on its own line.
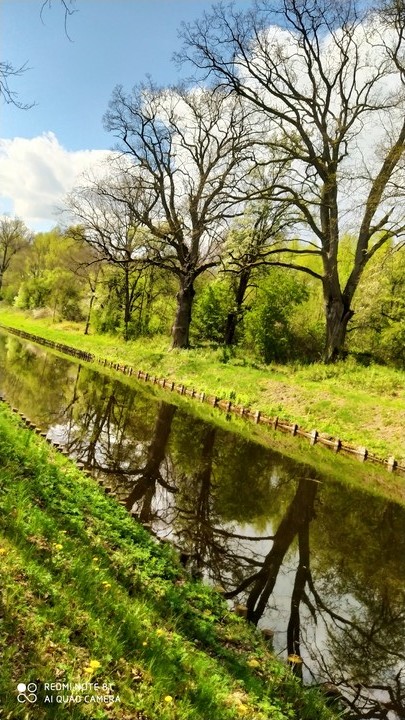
103, 82, 262, 348
179, 0, 405, 360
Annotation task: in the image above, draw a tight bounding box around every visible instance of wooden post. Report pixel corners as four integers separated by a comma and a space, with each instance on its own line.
358, 446, 368, 461
274, 416, 279, 429
213, 396, 218, 407
200, 392, 205, 402
334, 439, 342, 453
387, 456, 397, 472
255, 410, 261, 424
261, 628, 274, 643
291, 423, 298, 436
170, 381, 175, 391
226, 401, 232, 412
310, 430, 318, 445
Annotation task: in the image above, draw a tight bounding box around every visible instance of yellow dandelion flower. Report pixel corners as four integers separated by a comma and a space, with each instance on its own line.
101, 581, 111, 588
84, 659, 101, 673
0, 548, 6, 555
247, 658, 260, 668
142, 641, 148, 647
156, 628, 165, 636
164, 695, 173, 703
287, 654, 303, 664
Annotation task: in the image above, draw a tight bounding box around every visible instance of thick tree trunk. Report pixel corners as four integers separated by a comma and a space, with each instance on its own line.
324, 295, 354, 363
171, 278, 195, 349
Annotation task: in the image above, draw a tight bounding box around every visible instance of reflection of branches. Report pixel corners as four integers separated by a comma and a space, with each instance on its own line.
177, 511, 274, 542
124, 402, 177, 518
307, 575, 405, 664
286, 521, 311, 679
224, 478, 318, 626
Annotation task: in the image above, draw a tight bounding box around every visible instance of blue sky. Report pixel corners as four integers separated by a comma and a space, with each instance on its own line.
0, 0, 251, 228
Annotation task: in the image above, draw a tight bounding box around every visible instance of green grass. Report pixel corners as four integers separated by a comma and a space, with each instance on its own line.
0, 402, 338, 719
0, 305, 404, 462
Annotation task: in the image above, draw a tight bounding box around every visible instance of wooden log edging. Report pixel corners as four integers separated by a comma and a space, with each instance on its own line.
1, 323, 404, 476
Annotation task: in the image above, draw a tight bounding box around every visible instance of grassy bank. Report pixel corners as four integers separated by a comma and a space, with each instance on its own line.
0, 306, 404, 461
0, 403, 337, 720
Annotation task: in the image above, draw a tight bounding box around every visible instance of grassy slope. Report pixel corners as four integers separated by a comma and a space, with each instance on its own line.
0, 307, 404, 461
0, 403, 337, 720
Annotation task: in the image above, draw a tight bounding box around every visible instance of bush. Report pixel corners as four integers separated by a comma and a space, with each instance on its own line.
192, 280, 233, 343
243, 271, 309, 363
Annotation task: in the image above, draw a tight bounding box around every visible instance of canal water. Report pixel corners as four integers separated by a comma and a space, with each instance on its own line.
1, 329, 404, 719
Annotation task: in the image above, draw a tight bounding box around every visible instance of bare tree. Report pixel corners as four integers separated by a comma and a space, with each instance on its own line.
0, 61, 34, 109
179, 0, 405, 361
66, 178, 148, 340
1, 2, 77, 107
0, 217, 32, 296
103, 82, 262, 348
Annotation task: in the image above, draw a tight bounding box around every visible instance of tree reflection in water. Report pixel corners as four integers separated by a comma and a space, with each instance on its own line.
0, 330, 404, 720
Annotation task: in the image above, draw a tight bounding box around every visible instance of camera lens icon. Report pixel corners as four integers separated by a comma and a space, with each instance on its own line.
17, 682, 38, 703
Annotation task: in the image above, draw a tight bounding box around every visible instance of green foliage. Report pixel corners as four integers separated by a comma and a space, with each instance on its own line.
10, 229, 84, 321
192, 279, 233, 343
243, 270, 309, 363
15, 268, 83, 321
93, 267, 176, 339
350, 245, 405, 367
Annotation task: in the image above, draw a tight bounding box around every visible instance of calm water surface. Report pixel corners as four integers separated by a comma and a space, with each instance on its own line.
1, 330, 404, 719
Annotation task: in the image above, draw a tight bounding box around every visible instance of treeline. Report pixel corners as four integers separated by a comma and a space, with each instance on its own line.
3, 0, 405, 364
1, 219, 404, 367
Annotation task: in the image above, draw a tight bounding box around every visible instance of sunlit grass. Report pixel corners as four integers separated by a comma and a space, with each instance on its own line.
0, 305, 404, 460
0, 403, 338, 720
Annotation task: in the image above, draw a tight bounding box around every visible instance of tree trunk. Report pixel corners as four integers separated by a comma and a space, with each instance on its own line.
84, 293, 95, 335
123, 266, 131, 342
324, 294, 354, 363
171, 278, 195, 349
224, 268, 251, 346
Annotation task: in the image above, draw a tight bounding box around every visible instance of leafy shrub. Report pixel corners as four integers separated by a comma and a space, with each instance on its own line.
192, 280, 233, 343
243, 271, 309, 363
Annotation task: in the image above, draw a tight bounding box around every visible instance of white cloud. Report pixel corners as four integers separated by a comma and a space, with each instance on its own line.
0, 132, 113, 231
